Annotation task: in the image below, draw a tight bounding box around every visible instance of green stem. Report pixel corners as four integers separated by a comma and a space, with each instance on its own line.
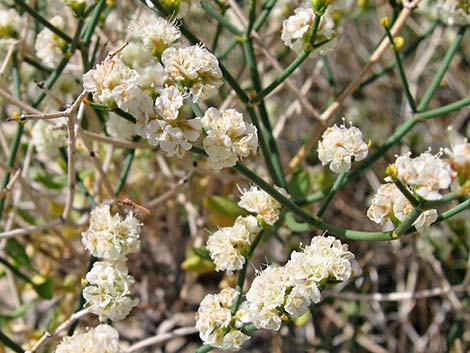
420, 97, 470, 119
194, 344, 213, 353
321, 55, 336, 95
393, 208, 422, 237
392, 178, 420, 207
437, 198, 470, 221
115, 150, 135, 195
201, 2, 242, 36
242, 40, 286, 188
417, 26, 467, 112
247, 0, 257, 34
0, 330, 24, 353
383, 25, 416, 112
15, 0, 73, 43
316, 172, 347, 217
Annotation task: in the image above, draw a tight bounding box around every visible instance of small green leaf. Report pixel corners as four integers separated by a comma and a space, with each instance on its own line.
33, 278, 53, 300
288, 169, 311, 199
285, 212, 310, 233
192, 246, 212, 261
5, 239, 32, 270
204, 195, 248, 226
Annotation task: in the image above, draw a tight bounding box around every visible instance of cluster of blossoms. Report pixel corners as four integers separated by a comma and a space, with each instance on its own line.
367, 183, 438, 233
281, 6, 335, 53
420, 0, 470, 26
81, 204, 141, 321
197, 236, 354, 350
202, 108, 258, 169
35, 16, 67, 67
207, 215, 260, 274
392, 151, 455, 200
245, 236, 354, 331
207, 185, 287, 275
54, 324, 121, 353
82, 12, 257, 166
195, 288, 250, 350
318, 121, 369, 174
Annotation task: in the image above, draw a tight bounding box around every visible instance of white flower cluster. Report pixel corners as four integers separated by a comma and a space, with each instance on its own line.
128, 14, 180, 59
195, 288, 250, 351
202, 108, 258, 170
393, 151, 455, 200
281, 7, 335, 53
318, 122, 368, 173
82, 56, 154, 126
81, 205, 140, 321
245, 236, 354, 331
0, 8, 23, 40
367, 183, 438, 233
30, 119, 67, 157
83, 12, 224, 160
420, 0, 470, 25
81, 204, 141, 261
83, 260, 139, 321
161, 44, 223, 102
207, 215, 259, 274
238, 185, 289, 225
35, 16, 67, 67
55, 324, 121, 353
139, 86, 202, 157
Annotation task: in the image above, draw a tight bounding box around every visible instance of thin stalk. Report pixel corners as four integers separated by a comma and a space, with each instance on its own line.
194, 344, 213, 353
436, 198, 470, 222
358, 21, 439, 91
417, 26, 467, 112
316, 172, 347, 217
115, 150, 135, 195
420, 97, 470, 119
393, 208, 422, 237
392, 178, 420, 207
15, 0, 73, 43
321, 55, 337, 95
247, 0, 257, 35
242, 40, 286, 187
201, 2, 242, 36
383, 25, 416, 112
0, 330, 24, 353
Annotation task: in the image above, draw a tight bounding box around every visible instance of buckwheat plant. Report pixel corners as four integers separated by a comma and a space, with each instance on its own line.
1, 0, 470, 352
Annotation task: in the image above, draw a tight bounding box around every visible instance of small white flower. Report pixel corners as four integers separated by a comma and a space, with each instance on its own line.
395, 151, 455, 200
245, 265, 292, 330
54, 324, 121, 353
420, 0, 470, 25
161, 44, 223, 102
367, 183, 402, 225
35, 16, 66, 67
128, 13, 180, 58
82, 56, 154, 128
207, 215, 260, 274
81, 204, 141, 261
318, 122, 368, 173
238, 185, 289, 225
281, 7, 315, 53
446, 140, 470, 181
31, 119, 67, 157
154, 86, 185, 121
0, 8, 23, 39
195, 288, 249, 351
83, 260, 139, 322
202, 108, 258, 170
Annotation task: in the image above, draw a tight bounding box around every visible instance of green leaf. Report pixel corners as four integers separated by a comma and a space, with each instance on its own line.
35, 173, 68, 190
285, 212, 310, 233
33, 278, 53, 300
192, 246, 212, 261
0, 300, 34, 323
288, 169, 311, 199
204, 195, 248, 227
5, 239, 32, 270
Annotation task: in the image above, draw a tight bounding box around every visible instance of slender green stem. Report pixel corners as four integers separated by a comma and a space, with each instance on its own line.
422, 191, 460, 208
15, 0, 73, 43
82, 0, 107, 45
321, 55, 336, 95
0, 329, 24, 353
393, 208, 422, 237
242, 40, 286, 188
247, 0, 257, 35
0, 257, 33, 284
420, 97, 470, 120
87, 102, 137, 123
383, 25, 416, 112
201, 2, 242, 36
316, 172, 347, 217
392, 178, 420, 207
194, 344, 213, 353
231, 261, 248, 316
115, 151, 135, 195
358, 21, 439, 91
437, 198, 470, 222
417, 26, 467, 112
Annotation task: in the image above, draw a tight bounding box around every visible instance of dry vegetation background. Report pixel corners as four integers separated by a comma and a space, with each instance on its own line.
0, 0, 469, 352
